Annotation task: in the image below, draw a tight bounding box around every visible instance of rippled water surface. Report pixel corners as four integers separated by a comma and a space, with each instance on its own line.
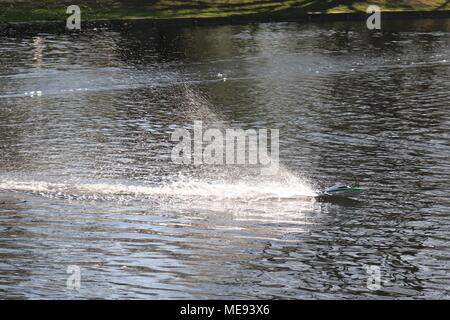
0, 19, 449, 299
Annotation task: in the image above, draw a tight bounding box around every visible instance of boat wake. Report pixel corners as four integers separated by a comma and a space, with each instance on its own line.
0, 175, 317, 202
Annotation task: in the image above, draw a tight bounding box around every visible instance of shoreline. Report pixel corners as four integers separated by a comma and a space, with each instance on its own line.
1, 10, 450, 35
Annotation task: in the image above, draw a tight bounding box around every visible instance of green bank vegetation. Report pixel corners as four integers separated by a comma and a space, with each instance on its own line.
0, 0, 449, 23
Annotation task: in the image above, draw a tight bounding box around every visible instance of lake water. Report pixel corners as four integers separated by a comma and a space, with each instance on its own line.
0, 18, 449, 299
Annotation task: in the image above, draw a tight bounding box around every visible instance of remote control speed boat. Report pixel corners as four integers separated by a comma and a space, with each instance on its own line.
318, 185, 368, 198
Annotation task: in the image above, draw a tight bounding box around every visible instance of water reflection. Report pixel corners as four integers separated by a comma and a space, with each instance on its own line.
0, 18, 449, 299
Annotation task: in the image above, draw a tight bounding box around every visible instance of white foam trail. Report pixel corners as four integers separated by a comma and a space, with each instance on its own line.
0, 176, 316, 201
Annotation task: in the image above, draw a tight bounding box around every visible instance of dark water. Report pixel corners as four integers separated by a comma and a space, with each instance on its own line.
0, 18, 449, 299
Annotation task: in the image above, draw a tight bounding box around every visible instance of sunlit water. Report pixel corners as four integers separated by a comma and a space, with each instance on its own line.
0, 19, 449, 299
